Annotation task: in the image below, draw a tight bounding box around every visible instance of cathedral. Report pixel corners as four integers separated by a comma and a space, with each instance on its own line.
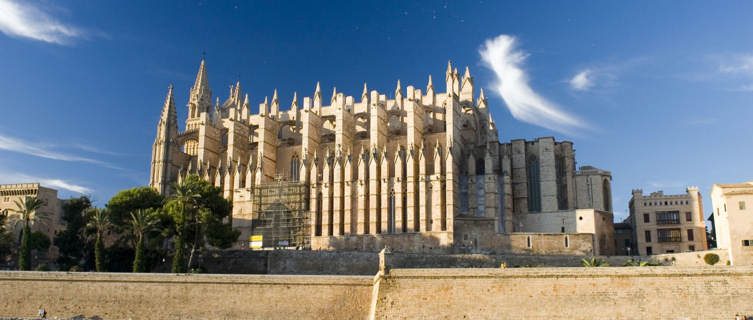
150, 59, 615, 255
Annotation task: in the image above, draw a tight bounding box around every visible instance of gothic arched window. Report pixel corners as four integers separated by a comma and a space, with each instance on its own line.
602, 178, 611, 212
290, 155, 300, 182
527, 156, 541, 212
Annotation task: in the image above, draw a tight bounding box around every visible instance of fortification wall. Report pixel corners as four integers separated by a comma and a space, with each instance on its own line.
650, 248, 730, 266
187, 250, 640, 275
374, 267, 753, 319
0, 272, 373, 320
3, 267, 753, 319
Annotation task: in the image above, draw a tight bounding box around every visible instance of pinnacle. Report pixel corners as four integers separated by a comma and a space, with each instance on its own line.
272, 89, 278, 101
315, 81, 321, 94
362, 83, 368, 96
244, 93, 250, 105
193, 58, 210, 93
463, 66, 471, 79
331, 87, 337, 103
292, 92, 298, 107
446, 60, 452, 73
479, 88, 485, 100
427, 75, 433, 89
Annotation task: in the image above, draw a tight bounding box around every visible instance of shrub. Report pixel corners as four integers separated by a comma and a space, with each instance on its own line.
34, 264, 49, 271
69, 265, 82, 272
582, 257, 609, 267
703, 253, 720, 266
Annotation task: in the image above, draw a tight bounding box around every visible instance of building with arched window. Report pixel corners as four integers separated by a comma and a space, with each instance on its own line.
149, 59, 615, 255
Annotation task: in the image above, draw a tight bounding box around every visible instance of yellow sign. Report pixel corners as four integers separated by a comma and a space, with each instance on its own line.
250, 235, 263, 249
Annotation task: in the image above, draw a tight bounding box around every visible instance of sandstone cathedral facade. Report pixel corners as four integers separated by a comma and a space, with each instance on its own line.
150, 59, 616, 255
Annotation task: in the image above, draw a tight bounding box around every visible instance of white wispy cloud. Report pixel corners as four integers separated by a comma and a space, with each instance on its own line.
0, 0, 83, 45
0, 132, 120, 169
569, 69, 593, 91
0, 172, 91, 194
479, 34, 589, 135
719, 55, 753, 74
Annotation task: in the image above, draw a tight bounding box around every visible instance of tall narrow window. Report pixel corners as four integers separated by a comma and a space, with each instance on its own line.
389, 191, 396, 233
602, 179, 611, 212
687, 229, 694, 241
555, 156, 568, 210
645, 230, 652, 242
290, 156, 300, 182
527, 157, 541, 212
740, 201, 746, 210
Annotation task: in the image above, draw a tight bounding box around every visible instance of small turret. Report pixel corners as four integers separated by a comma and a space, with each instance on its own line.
188, 58, 212, 117
313, 82, 322, 112
271, 89, 280, 118
259, 96, 268, 117
445, 60, 453, 95
291, 92, 299, 120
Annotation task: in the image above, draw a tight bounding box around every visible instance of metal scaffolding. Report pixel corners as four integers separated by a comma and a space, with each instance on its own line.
250, 179, 310, 249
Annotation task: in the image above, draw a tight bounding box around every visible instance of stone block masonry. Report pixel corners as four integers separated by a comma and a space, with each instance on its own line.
2, 267, 753, 319
0, 272, 373, 320
374, 267, 753, 319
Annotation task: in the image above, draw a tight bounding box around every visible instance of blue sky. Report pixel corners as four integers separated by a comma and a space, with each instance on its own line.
0, 1, 751, 221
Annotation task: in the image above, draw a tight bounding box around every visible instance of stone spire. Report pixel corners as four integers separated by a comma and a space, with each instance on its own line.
260, 96, 269, 117
427, 75, 433, 91
362, 83, 368, 102
189, 58, 212, 114
313, 82, 322, 111
331, 87, 337, 105
210, 97, 220, 126
446, 60, 454, 95
160, 84, 177, 131
291, 92, 299, 120
271, 89, 280, 117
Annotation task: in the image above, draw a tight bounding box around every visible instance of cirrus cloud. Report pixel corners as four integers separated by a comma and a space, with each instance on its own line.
479, 34, 589, 135
0, 0, 84, 45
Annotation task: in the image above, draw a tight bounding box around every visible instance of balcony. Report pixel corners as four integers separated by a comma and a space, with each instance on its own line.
656, 211, 680, 225
658, 229, 682, 243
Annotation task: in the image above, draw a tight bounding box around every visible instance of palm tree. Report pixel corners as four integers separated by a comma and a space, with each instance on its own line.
12, 196, 47, 270
130, 209, 157, 272
87, 208, 110, 272
171, 182, 199, 273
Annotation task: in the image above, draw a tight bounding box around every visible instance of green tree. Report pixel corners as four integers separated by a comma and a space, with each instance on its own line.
28, 231, 51, 252
12, 196, 47, 270
87, 208, 110, 272
54, 197, 92, 270
170, 181, 199, 273
0, 210, 14, 264
166, 175, 239, 272
130, 209, 158, 272
105, 187, 165, 235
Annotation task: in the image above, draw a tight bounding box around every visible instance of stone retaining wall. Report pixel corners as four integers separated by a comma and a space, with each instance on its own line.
374, 267, 753, 319
0, 272, 373, 320
2, 267, 753, 319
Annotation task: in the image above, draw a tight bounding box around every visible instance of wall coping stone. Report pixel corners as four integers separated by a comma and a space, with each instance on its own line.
387, 266, 753, 279
0, 271, 374, 286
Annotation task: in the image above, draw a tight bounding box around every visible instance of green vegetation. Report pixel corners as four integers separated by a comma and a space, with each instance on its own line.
48, 179, 239, 273
87, 208, 110, 272
623, 259, 662, 267
703, 253, 720, 266
54, 197, 93, 271
12, 196, 48, 270
130, 209, 158, 273
0, 211, 14, 263
167, 175, 239, 273
581, 257, 609, 267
